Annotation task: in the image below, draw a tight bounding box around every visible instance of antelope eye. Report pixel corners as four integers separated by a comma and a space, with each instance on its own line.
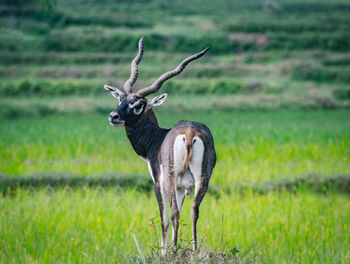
134, 104, 143, 110
133, 103, 144, 115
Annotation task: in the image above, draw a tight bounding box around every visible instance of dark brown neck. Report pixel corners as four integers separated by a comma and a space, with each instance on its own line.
125, 110, 169, 160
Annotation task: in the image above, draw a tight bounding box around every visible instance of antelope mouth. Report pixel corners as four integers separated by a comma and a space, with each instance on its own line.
109, 118, 125, 127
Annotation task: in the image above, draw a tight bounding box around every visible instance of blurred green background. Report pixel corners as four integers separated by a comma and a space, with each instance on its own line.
1, 0, 350, 110
0, 0, 349, 263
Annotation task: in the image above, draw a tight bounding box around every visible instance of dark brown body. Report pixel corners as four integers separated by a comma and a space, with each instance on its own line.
104, 37, 215, 254
125, 113, 216, 253
159, 121, 216, 252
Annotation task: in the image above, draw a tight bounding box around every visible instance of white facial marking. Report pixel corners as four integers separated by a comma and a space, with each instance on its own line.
109, 118, 125, 127
133, 104, 144, 115
128, 100, 144, 115
129, 100, 142, 109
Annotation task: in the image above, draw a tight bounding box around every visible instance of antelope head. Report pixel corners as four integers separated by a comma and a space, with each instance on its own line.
104, 37, 209, 127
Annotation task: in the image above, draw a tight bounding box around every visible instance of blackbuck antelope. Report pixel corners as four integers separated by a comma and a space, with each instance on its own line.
104, 37, 216, 255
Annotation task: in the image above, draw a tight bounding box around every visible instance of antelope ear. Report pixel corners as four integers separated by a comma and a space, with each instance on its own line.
147, 93, 167, 107
104, 85, 125, 99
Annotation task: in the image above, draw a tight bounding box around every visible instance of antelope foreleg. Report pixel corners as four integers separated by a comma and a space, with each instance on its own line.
154, 181, 169, 255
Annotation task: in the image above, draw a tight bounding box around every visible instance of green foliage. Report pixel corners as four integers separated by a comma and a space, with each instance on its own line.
0, 0, 349, 109
333, 88, 350, 101
0, 79, 269, 97
1, 0, 349, 53
2, 173, 349, 196
0, 101, 57, 119
0, 79, 302, 99
0, 0, 56, 8
0, 29, 34, 51
0, 172, 152, 195
0, 7, 66, 28
36, 30, 350, 53
0, 51, 133, 65
267, 32, 350, 51
38, 33, 256, 54
243, 52, 292, 64
292, 64, 350, 83
65, 15, 153, 28
0, 0, 36, 6
322, 57, 350, 66
163, 79, 245, 95
0, 80, 103, 96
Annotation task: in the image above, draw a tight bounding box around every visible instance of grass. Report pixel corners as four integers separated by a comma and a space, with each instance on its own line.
1, 173, 349, 196
0, 110, 349, 262
0, 188, 349, 263
1, 110, 349, 185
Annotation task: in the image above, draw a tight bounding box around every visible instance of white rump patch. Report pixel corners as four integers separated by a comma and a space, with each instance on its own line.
173, 134, 187, 175
189, 136, 204, 185
173, 135, 205, 213
173, 135, 205, 190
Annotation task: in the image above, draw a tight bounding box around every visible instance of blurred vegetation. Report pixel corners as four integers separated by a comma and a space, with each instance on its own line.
2, 172, 349, 196
1, 0, 350, 52
0, 0, 349, 111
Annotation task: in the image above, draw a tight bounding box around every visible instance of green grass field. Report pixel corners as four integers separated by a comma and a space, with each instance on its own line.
1, 188, 349, 263
1, 110, 350, 184
1, 0, 350, 263
1, 110, 349, 263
